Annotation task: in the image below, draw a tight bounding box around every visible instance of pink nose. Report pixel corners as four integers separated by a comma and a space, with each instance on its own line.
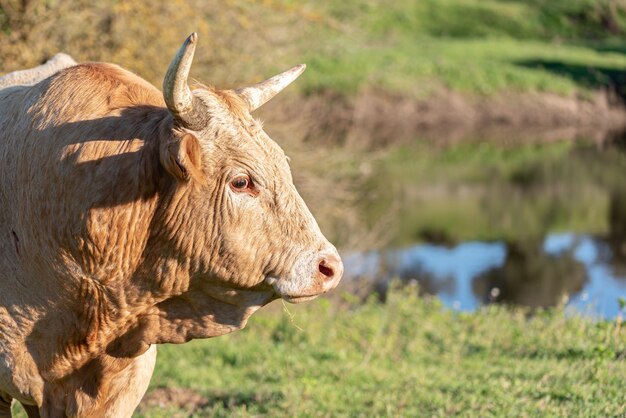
317, 252, 344, 292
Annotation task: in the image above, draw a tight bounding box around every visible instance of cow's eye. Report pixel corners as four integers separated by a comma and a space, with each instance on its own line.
230, 175, 250, 191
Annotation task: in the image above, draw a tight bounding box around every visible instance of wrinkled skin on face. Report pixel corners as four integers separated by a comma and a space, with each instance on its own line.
155, 32, 343, 307
159, 88, 343, 303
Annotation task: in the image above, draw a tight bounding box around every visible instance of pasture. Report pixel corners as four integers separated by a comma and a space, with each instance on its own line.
141, 289, 626, 416
10, 289, 626, 416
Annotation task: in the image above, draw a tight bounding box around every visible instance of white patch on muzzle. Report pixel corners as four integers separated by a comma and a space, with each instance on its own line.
265, 249, 319, 298
265, 244, 343, 303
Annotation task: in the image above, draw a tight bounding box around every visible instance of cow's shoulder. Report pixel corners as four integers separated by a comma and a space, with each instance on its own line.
41, 62, 165, 116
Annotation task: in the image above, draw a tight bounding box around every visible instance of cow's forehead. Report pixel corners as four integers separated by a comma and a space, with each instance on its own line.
234, 124, 291, 177
195, 88, 290, 175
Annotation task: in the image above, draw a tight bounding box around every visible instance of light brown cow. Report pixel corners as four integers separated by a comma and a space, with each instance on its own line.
0, 33, 342, 417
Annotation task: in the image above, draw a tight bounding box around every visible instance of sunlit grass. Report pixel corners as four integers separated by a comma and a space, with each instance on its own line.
131, 287, 626, 416
302, 36, 626, 97
290, 0, 626, 97
10, 288, 625, 416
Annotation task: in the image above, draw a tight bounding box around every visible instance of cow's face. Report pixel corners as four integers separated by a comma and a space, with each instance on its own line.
158, 34, 342, 303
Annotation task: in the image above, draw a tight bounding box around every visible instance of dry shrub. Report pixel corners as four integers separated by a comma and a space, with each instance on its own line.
0, 0, 315, 87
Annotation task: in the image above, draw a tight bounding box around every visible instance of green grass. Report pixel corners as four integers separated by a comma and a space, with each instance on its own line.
5, 0, 626, 99
9, 288, 626, 417
319, 0, 626, 41
128, 288, 626, 416
301, 23, 626, 97
288, 0, 626, 96
10, 288, 626, 417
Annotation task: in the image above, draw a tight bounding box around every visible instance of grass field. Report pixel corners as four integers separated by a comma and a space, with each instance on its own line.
4, 0, 626, 99
271, 0, 626, 98
232, 0, 626, 98
125, 288, 626, 417
299, 0, 626, 97
8, 285, 624, 416
14, 287, 623, 416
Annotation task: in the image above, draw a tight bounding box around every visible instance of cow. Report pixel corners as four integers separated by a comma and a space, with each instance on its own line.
0, 33, 343, 417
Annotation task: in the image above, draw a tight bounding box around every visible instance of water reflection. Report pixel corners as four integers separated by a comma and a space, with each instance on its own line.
341, 127, 626, 318
472, 239, 587, 308
342, 234, 626, 318
607, 188, 626, 275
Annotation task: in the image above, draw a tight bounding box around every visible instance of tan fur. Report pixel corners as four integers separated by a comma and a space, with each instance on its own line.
0, 54, 341, 416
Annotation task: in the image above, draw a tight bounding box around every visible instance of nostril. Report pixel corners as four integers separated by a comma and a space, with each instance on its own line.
318, 260, 335, 279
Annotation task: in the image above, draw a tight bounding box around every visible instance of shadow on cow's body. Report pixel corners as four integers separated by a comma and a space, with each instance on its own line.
0, 33, 342, 417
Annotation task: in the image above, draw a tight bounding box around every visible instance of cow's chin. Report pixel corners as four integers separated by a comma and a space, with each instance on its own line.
264, 276, 321, 304
281, 294, 319, 304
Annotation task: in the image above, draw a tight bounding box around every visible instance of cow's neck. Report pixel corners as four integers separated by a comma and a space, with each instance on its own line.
104, 285, 274, 358
34, 135, 275, 379
99, 179, 275, 358
102, 204, 276, 357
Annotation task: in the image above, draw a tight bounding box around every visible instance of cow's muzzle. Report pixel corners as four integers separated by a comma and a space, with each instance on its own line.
265, 248, 344, 303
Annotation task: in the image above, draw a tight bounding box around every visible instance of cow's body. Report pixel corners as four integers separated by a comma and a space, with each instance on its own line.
0, 34, 342, 417
0, 64, 184, 415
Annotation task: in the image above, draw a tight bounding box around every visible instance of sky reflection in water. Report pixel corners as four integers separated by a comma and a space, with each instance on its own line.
343, 233, 626, 318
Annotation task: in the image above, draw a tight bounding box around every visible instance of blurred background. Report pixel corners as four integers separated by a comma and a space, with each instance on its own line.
3, 1, 626, 415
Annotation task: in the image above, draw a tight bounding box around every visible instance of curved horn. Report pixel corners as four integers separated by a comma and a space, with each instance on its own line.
163, 33, 208, 130
235, 64, 306, 112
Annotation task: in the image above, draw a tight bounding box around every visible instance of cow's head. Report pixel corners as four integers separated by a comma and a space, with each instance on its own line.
157, 33, 342, 304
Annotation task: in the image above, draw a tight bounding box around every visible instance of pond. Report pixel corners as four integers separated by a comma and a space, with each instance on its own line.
339, 127, 626, 318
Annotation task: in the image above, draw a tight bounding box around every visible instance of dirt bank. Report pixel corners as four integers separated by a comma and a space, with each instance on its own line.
260, 87, 626, 147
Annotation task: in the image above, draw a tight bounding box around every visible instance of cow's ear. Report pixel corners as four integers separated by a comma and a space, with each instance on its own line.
159, 132, 203, 182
